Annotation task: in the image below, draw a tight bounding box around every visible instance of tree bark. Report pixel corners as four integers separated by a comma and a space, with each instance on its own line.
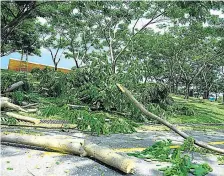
6, 112, 40, 124
1, 133, 136, 173
74, 58, 79, 68
223, 93, 224, 104
54, 62, 58, 71
84, 141, 135, 173
1, 97, 28, 112
5, 81, 24, 93
203, 90, 209, 99
116, 83, 224, 154
185, 82, 190, 99
19, 50, 24, 71
1, 133, 86, 156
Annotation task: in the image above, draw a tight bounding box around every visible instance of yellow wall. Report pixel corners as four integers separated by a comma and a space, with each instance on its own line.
8, 59, 71, 73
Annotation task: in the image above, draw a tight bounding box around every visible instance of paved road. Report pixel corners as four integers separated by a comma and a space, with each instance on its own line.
1, 127, 224, 176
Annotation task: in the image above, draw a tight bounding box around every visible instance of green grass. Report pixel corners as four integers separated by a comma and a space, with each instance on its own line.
168, 95, 224, 124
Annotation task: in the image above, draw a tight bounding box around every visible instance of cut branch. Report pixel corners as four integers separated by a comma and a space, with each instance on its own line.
6, 112, 40, 124
1, 133, 86, 156
116, 83, 224, 154
1, 98, 28, 112
4, 81, 24, 92
1, 133, 136, 173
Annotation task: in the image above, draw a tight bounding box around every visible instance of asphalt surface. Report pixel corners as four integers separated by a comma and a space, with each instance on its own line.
1, 127, 224, 176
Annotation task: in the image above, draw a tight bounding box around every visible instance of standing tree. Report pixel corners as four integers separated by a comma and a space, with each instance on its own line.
36, 23, 67, 71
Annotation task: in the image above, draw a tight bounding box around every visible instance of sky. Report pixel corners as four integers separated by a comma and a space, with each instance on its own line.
1, 9, 223, 70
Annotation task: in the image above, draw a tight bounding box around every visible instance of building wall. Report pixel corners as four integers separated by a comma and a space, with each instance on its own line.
8, 59, 71, 73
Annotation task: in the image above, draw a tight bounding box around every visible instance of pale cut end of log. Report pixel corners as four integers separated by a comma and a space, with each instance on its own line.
6, 112, 40, 124
1, 99, 28, 112
26, 109, 38, 113
116, 83, 125, 93
5, 81, 24, 92
84, 142, 136, 173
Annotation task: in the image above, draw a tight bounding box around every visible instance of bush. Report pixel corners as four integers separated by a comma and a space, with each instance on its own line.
40, 105, 137, 135
11, 91, 39, 105
137, 83, 169, 104
217, 96, 223, 103
168, 104, 195, 116
1, 70, 32, 92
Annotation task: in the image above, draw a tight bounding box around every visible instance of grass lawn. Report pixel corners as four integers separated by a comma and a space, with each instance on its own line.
168, 95, 224, 124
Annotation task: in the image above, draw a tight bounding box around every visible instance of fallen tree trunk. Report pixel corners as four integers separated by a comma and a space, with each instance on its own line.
1, 133, 86, 156
1, 133, 136, 173
1, 97, 28, 112
5, 81, 24, 92
84, 141, 135, 173
6, 112, 40, 124
116, 83, 224, 154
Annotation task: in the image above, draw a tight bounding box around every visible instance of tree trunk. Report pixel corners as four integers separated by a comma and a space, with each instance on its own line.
116, 83, 224, 154
19, 50, 24, 71
54, 62, 58, 71
1, 133, 86, 156
6, 112, 40, 124
203, 90, 209, 99
84, 141, 135, 173
1, 97, 28, 112
112, 61, 116, 74
185, 82, 190, 99
74, 58, 79, 68
175, 81, 178, 94
1, 133, 136, 173
169, 79, 175, 93
5, 81, 24, 93
26, 52, 28, 72
223, 93, 224, 104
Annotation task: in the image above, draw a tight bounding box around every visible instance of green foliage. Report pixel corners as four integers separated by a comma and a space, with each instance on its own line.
169, 103, 196, 116
138, 83, 169, 104
1, 70, 32, 92
128, 138, 213, 176
77, 113, 110, 135
0, 117, 17, 125
110, 119, 137, 134
128, 140, 172, 161
35, 69, 67, 97
217, 96, 223, 104
11, 91, 24, 105
40, 104, 136, 135
11, 91, 39, 105
217, 156, 224, 165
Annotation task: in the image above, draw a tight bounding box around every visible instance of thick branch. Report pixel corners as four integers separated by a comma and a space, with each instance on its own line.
116, 83, 224, 154
5, 81, 24, 93
113, 10, 166, 64
6, 112, 40, 124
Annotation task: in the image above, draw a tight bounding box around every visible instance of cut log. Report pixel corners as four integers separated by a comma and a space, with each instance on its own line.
26, 109, 38, 113
1, 133, 136, 173
1, 133, 86, 156
22, 103, 38, 108
5, 81, 24, 92
67, 104, 90, 110
1, 98, 28, 112
6, 112, 40, 124
116, 83, 224, 154
84, 141, 135, 173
